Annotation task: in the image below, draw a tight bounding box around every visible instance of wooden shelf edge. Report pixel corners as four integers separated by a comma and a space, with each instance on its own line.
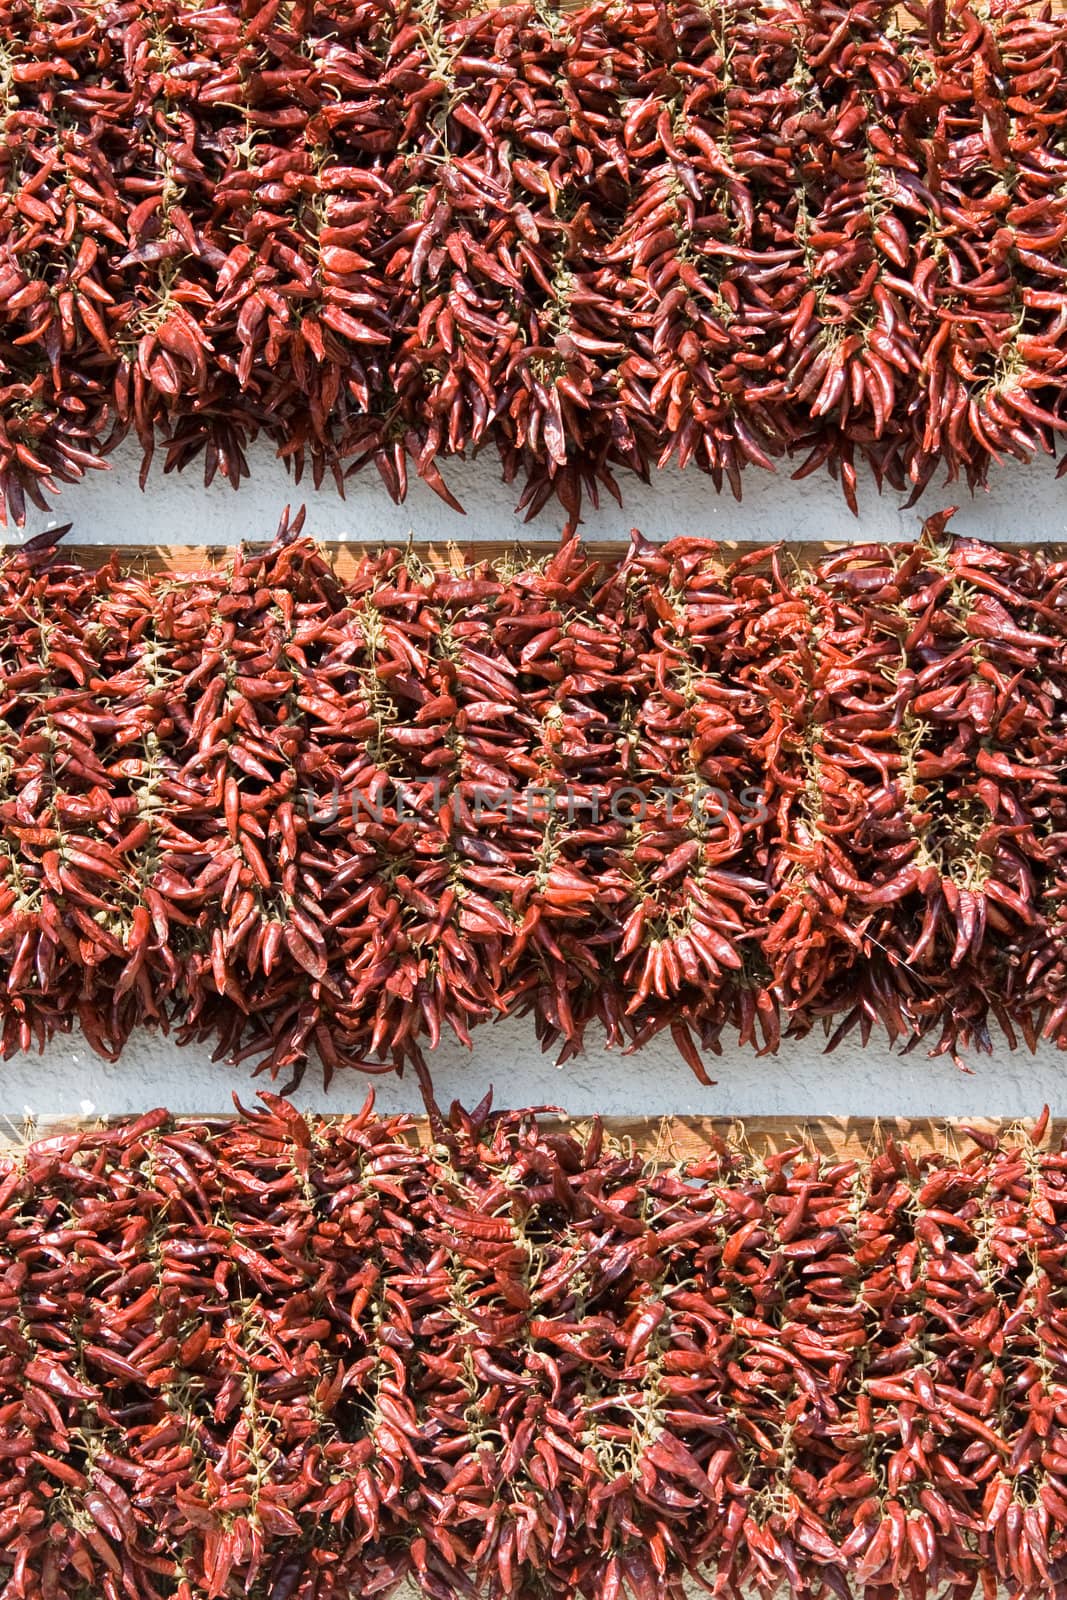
1, 539, 1066, 580
0, 1112, 1057, 1163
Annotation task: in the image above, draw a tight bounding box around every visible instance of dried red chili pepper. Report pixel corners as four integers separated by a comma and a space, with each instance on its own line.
1, 509, 1067, 1086
3, 0, 1067, 530
2, 1096, 1066, 1600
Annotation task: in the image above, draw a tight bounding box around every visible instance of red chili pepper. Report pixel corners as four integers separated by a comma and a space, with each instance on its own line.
3, 0, 1067, 527
0, 514, 1064, 1082
3, 1099, 1067, 1600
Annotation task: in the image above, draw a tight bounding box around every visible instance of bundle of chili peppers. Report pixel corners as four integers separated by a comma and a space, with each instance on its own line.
2, 0, 1067, 528
2, 515, 1067, 1084
1, 1093, 1066, 1600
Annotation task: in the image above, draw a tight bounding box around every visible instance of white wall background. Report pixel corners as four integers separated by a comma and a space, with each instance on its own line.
10, 437, 1067, 548
4, 442, 1066, 1121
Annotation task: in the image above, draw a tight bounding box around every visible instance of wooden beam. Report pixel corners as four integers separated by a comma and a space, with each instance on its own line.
584, 1114, 1058, 1163
0, 1113, 1056, 1163
7, 540, 631, 578
2, 539, 1066, 581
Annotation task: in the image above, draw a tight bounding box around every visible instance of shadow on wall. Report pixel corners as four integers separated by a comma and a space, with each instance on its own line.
8, 439, 1067, 548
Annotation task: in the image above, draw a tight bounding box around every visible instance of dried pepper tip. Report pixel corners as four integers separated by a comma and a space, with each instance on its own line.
0, 514, 1066, 1085
1, 0, 1067, 528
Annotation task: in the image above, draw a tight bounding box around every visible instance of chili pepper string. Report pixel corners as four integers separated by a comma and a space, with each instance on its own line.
1, 1095, 1066, 1600
2, 0, 1067, 529
1, 513, 1066, 1086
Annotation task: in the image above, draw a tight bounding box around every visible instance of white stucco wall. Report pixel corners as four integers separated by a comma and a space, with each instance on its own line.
10, 437, 1067, 548
4, 442, 1066, 1121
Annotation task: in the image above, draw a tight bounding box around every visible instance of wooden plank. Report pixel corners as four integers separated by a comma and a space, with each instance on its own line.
2, 539, 1066, 580
0, 1112, 1057, 1163
582, 1114, 1059, 1163
2, 539, 824, 577
4, 540, 633, 578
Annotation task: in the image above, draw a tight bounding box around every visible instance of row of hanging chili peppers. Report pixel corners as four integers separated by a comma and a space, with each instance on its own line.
1, 514, 1065, 1084
1, 1093, 1064, 1600
1, 0, 1066, 528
